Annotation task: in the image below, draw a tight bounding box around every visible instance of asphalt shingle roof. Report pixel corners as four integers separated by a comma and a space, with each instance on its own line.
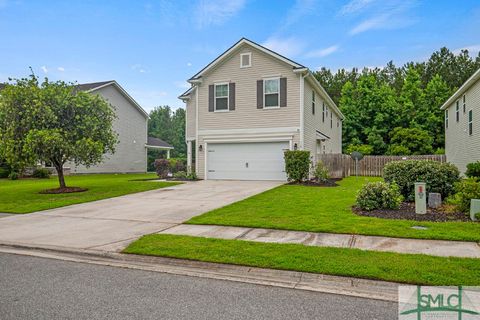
147, 137, 173, 148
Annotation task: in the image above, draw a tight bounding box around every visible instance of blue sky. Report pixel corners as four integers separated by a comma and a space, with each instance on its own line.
1, 0, 479, 111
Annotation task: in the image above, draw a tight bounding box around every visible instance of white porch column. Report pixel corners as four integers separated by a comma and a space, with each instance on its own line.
167, 149, 171, 159
187, 141, 192, 174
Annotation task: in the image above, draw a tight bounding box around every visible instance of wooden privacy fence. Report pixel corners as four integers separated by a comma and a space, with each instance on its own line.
316, 154, 446, 178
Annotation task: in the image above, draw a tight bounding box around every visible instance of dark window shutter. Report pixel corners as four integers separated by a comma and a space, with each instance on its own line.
229, 83, 235, 111
257, 80, 263, 109
208, 85, 214, 112
280, 77, 287, 107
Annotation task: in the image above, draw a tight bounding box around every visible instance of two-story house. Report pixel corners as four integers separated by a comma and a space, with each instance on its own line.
179, 38, 343, 181
441, 67, 480, 174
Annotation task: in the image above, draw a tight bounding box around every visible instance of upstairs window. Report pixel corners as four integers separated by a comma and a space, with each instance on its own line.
312, 91, 315, 115
469, 110, 473, 136
463, 95, 466, 113
331, 112, 333, 128
240, 52, 251, 68
214, 83, 229, 111
445, 109, 449, 129
456, 100, 460, 122
322, 102, 325, 122
264, 78, 279, 108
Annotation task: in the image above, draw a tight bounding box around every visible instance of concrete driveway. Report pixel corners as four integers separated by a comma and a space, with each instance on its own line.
0, 180, 281, 252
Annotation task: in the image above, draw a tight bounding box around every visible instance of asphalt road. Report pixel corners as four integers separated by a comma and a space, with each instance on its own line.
0, 253, 397, 320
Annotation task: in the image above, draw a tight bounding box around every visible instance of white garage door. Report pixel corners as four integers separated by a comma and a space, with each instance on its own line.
207, 141, 289, 181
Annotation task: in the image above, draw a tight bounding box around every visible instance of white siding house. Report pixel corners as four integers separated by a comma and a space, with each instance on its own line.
179, 38, 343, 181
441, 68, 480, 174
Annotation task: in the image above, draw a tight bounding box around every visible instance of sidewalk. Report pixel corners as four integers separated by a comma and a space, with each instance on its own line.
160, 224, 480, 258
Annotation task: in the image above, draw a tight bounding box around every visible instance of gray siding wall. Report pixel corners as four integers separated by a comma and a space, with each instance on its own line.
303, 81, 342, 160
69, 85, 148, 174
445, 78, 480, 174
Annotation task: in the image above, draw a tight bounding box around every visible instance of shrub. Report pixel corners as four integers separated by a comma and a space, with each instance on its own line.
313, 161, 329, 182
154, 159, 170, 179
449, 178, 480, 213
32, 168, 50, 179
168, 158, 187, 173
383, 160, 460, 201
186, 171, 197, 180
284, 150, 310, 183
466, 161, 480, 178
386, 145, 410, 156
345, 144, 373, 155
173, 171, 187, 179
0, 167, 9, 178
8, 171, 19, 180
434, 148, 445, 155
356, 181, 403, 211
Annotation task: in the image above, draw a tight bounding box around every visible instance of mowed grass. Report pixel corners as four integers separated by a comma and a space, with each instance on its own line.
0, 173, 179, 213
124, 234, 480, 286
187, 177, 480, 242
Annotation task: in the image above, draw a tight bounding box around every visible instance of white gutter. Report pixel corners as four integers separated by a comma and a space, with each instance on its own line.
195, 84, 199, 175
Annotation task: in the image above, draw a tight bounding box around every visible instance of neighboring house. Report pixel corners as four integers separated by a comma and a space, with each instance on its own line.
0, 81, 173, 174
441, 68, 480, 174
179, 38, 344, 181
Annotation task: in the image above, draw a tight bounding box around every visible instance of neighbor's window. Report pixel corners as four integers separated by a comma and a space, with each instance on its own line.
240, 52, 251, 68
214, 83, 229, 111
463, 95, 466, 113
312, 91, 315, 115
469, 110, 473, 136
456, 100, 460, 122
331, 112, 333, 128
322, 103, 325, 122
445, 109, 449, 129
264, 78, 280, 108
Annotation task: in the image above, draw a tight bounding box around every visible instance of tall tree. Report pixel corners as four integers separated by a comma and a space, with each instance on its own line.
0, 75, 117, 190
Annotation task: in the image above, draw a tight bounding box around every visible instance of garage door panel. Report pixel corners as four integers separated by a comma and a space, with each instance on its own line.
207, 142, 288, 181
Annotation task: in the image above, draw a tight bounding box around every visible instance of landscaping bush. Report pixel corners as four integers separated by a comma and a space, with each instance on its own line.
448, 178, 480, 213
356, 181, 403, 211
168, 158, 187, 173
154, 159, 170, 179
186, 171, 197, 180
466, 161, 480, 178
383, 160, 460, 201
0, 167, 9, 178
313, 161, 329, 182
173, 171, 187, 179
8, 171, 19, 180
345, 144, 373, 155
284, 150, 310, 183
32, 168, 50, 179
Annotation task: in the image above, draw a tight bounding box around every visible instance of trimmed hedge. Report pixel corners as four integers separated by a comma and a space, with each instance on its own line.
284, 150, 310, 183
383, 160, 460, 201
356, 181, 403, 211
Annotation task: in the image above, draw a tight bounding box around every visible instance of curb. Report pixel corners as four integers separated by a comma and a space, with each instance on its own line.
0, 242, 399, 302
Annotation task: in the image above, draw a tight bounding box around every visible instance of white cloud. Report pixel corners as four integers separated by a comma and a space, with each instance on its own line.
454, 44, 480, 55
349, 14, 388, 35
339, 0, 375, 16
284, 0, 317, 28
41, 66, 48, 74
262, 36, 305, 58
304, 45, 339, 58
174, 81, 190, 89
195, 0, 246, 29
187, 62, 192, 67
131, 64, 147, 73
57, 67, 65, 72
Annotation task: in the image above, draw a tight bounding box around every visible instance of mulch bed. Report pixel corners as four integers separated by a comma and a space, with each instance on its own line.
353, 202, 473, 222
288, 178, 341, 187
39, 187, 88, 194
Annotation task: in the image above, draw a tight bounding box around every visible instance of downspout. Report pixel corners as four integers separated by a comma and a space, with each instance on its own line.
299, 72, 308, 150
195, 85, 199, 176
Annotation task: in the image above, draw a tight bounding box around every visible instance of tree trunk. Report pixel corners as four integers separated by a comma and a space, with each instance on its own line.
54, 164, 66, 189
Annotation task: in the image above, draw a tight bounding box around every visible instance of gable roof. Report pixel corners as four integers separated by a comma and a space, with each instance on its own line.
146, 136, 173, 149
188, 37, 305, 82
441, 67, 480, 110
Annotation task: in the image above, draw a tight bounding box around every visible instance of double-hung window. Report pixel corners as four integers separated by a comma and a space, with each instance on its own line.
445, 109, 449, 129
312, 91, 315, 115
469, 110, 473, 136
463, 95, 466, 113
214, 83, 229, 111
264, 78, 280, 108
322, 103, 325, 123
456, 100, 460, 122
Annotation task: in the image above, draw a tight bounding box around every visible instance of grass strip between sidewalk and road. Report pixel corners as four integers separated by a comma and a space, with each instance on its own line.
0, 173, 179, 213
124, 234, 480, 286
186, 177, 480, 242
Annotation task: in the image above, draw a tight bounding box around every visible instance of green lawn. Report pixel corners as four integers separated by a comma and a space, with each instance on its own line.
124, 234, 480, 286
187, 177, 480, 242
0, 173, 179, 213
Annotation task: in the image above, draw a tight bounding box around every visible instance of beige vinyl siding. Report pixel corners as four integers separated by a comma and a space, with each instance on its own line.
445, 78, 480, 174
303, 81, 342, 161
186, 90, 196, 140
197, 44, 300, 130
68, 85, 148, 173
